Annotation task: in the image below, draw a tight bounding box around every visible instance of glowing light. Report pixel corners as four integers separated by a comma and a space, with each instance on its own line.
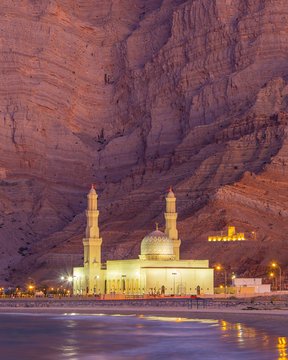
208, 227, 245, 242
28, 285, 34, 290
60, 276, 65, 281
68, 276, 73, 282
278, 337, 287, 347
278, 337, 287, 360
221, 320, 228, 331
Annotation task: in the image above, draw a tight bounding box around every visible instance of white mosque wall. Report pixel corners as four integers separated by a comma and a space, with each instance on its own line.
143, 267, 214, 296
106, 259, 141, 294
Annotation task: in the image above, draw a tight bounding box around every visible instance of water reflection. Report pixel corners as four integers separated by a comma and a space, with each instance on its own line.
278, 337, 287, 360
140, 315, 217, 324
220, 320, 257, 339
219, 319, 288, 360
0, 313, 287, 360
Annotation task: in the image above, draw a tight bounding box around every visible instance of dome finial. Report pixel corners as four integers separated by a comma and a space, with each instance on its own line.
155, 222, 159, 231
89, 184, 97, 195
167, 187, 175, 198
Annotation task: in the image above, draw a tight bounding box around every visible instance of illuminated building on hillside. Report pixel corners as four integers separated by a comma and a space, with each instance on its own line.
73, 187, 214, 296
208, 226, 245, 242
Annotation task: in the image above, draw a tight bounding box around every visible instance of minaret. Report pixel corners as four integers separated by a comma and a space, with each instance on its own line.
83, 185, 102, 267
164, 188, 181, 260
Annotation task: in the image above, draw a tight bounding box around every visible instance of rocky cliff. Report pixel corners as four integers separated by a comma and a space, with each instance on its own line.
1, 0, 288, 285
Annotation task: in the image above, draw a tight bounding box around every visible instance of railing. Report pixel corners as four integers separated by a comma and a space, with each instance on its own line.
1, 296, 288, 310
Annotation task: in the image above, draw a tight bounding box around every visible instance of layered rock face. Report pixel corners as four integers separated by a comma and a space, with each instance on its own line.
0, 0, 288, 284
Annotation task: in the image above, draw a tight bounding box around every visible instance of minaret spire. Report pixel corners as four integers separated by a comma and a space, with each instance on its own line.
164, 188, 181, 260
82, 186, 102, 294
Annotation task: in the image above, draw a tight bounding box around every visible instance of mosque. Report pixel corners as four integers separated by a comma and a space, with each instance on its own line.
73, 187, 214, 296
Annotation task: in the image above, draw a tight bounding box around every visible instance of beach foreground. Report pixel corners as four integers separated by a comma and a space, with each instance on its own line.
0, 308, 287, 360
0, 297, 288, 337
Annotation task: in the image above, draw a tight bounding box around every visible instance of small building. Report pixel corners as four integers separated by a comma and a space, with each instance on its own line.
232, 278, 271, 294
208, 226, 245, 242
73, 187, 214, 296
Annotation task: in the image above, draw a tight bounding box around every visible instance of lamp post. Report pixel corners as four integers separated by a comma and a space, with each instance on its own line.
172, 272, 177, 295
28, 284, 34, 297
272, 262, 282, 291
270, 272, 277, 291
272, 263, 282, 291
216, 265, 227, 294
67, 275, 74, 296
178, 272, 183, 295
95, 275, 99, 295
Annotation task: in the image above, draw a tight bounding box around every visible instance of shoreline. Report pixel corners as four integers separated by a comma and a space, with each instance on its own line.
0, 305, 288, 314
0, 306, 288, 337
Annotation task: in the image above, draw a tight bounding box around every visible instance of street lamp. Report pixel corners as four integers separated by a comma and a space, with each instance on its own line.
269, 272, 277, 291
271, 263, 282, 291
95, 275, 99, 295
172, 272, 177, 295
216, 265, 227, 294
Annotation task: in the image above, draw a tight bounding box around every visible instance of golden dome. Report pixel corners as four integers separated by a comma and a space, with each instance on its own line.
141, 230, 174, 258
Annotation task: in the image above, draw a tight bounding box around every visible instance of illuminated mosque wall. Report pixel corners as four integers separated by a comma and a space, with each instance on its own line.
73, 187, 214, 296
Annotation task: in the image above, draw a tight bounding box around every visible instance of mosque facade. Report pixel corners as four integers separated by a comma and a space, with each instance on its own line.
73, 187, 214, 296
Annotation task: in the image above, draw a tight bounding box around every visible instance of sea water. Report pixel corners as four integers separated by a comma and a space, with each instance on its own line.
0, 313, 286, 360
